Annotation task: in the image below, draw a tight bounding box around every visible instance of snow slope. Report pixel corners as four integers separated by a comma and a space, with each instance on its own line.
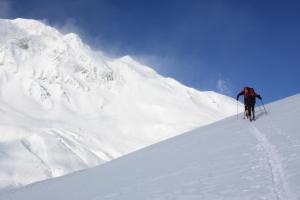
0, 18, 241, 191
1, 94, 299, 200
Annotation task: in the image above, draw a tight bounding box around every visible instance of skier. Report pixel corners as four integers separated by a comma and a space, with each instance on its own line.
236, 87, 262, 121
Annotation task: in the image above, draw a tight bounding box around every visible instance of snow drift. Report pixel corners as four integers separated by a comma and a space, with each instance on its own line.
1, 94, 299, 200
0, 18, 240, 191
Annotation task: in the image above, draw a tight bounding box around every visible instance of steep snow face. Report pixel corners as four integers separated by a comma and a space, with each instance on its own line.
2, 94, 299, 200
0, 18, 241, 191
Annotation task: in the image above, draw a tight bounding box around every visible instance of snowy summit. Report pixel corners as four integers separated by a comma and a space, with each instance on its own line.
0, 18, 240, 191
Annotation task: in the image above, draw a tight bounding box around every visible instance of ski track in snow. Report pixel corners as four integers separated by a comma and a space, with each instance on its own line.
250, 125, 294, 200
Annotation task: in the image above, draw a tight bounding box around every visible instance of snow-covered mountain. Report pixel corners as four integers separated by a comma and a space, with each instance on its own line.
2, 94, 299, 200
0, 18, 241, 191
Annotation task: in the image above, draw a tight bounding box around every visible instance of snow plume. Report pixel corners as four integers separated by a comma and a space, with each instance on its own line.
216, 75, 232, 95
132, 54, 173, 75
53, 18, 85, 36
51, 18, 120, 59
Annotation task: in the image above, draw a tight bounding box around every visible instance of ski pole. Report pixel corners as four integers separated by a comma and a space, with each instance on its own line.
260, 99, 267, 114
237, 100, 239, 119
258, 103, 264, 114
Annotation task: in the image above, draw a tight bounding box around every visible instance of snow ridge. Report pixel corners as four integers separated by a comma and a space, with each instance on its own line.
0, 18, 242, 191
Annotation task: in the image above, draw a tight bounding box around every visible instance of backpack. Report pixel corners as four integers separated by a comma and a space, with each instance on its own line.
244, 87, 255, 98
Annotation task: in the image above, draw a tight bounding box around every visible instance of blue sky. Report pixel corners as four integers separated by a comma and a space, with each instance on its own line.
1, 0, 300, 103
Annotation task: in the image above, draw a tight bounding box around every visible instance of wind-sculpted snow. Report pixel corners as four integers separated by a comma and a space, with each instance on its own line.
0, 18, 241, 191
1, 94, 299, 200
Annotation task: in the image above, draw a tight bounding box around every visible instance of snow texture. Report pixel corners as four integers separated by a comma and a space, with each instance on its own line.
1, 94, 299, 200
0, 18, 241, 191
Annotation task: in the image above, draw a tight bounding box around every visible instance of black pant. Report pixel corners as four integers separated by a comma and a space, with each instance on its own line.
244, 97, 256, 119
245, 103, 255, 119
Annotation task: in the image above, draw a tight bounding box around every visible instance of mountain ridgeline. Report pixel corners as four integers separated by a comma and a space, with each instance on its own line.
0, 18, 241, 191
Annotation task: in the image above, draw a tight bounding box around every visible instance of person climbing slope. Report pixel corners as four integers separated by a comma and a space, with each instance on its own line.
237, 87, 262, 121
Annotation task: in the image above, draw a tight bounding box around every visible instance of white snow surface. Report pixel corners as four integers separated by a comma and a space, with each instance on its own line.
1, 94, 299, 200
0, 18, 241, 191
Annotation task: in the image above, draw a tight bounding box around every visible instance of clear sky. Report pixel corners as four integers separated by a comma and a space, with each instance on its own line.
1, 0, 300, 103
